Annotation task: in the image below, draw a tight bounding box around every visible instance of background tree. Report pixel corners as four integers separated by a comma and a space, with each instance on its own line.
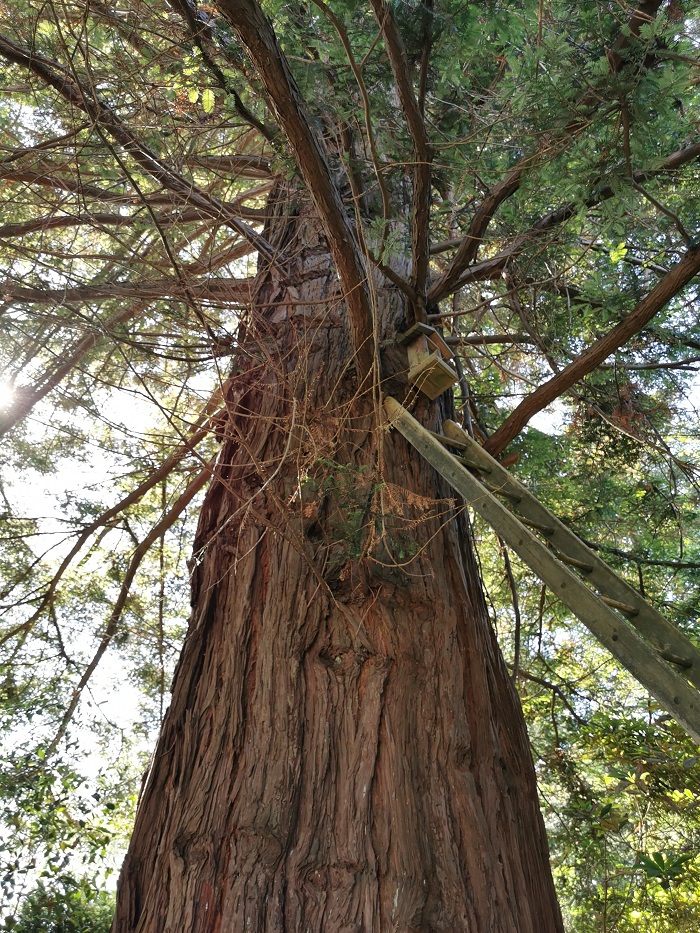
1, 0, 700, 930
1, 880, 114, 933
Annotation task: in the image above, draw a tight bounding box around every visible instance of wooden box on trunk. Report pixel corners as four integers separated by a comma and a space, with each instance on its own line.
399, 322, 458, 399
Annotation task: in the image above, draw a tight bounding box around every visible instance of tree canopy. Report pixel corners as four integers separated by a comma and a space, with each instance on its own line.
1, 0, 700, 929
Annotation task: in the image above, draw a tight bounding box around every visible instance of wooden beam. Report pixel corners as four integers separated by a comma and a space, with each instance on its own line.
441, 419, 700, 691
384, 396, 700, 745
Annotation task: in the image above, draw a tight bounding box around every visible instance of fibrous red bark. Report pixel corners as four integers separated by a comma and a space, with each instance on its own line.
113, 196, 563, 932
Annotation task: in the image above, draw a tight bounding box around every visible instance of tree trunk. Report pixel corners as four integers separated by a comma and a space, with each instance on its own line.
113, 192, 563, 932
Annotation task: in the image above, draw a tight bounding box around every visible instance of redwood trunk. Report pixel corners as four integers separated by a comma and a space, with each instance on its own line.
113, 199, 563, 932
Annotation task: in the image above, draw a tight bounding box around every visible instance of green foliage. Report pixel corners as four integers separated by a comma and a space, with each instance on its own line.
0, 742, 140, 915
315, 459, 378, 562
1, 879, 114, 933
635, 851, 696, 890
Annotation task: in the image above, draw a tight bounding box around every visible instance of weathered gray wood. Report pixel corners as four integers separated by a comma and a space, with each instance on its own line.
385, 396, 700, 744
441, 418, 700, 690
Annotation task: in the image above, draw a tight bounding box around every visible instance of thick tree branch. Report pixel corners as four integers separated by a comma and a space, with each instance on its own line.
370, 0, 432, 319
417, 0, 434, 115
428, 169, 526, 304
600, 356, 700, 371
215, 0, 375, 379
0, 198, 266, 237
0, 161, 272, 216
580, 538, 700, 571
190, 154, 272, 178
0, 212, 166, 238
445, 333, 537, 347
484, 244, 700, 455
0, 277, 253, 306
605, 0, 664, 73
0, 164, 131, 202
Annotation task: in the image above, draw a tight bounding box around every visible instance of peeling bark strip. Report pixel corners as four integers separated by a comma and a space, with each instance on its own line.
216, 0, 375, 381
113, 206, 564, 932
485, 244, 700, 456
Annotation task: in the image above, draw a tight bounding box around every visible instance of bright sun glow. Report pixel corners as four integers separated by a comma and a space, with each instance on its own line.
0, 380, 14, 412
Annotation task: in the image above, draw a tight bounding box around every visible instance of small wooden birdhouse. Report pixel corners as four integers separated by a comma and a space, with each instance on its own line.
398, 322, 458, 400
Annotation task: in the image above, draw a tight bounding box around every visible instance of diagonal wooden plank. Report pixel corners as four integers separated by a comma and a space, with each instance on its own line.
440, 419, 700, 690
384, 396, 700, 745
